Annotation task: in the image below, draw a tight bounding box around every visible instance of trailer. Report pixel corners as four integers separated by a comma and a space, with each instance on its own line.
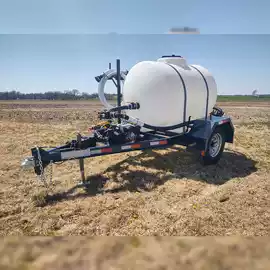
21, 59, 234, 186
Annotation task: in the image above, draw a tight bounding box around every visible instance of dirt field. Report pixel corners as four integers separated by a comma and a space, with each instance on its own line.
1, 236, 270, 270
0, 100, 269, 268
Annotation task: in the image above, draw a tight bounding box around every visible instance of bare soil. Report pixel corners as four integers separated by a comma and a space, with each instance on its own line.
0, 100, 269, 269
1, 236, 270, 270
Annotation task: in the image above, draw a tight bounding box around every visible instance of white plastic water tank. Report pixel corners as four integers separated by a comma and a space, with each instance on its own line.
122, 55, 217, 133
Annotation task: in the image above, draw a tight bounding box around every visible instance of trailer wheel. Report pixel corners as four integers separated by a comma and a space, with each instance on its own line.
201, 127, 225, 166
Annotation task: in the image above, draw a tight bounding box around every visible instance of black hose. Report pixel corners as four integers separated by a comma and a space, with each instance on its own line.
109, 107, 193, 132
108, 102, 140, 112
114, 113, 193, 131
109, 105, 129, 112
211, 106, 224, 117
143, 120, 194, 132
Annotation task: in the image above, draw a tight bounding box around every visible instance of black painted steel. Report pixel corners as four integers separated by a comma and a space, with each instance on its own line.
116, 59, 121, 124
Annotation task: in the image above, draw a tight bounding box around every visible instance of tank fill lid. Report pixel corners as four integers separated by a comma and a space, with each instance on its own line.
157, 55, 188, 68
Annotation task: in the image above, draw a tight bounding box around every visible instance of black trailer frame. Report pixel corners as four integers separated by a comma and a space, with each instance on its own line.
22, 58, 235, 185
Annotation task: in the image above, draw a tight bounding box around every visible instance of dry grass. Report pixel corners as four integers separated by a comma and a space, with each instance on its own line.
0, 101, 269, 268
1, 236, 270, 270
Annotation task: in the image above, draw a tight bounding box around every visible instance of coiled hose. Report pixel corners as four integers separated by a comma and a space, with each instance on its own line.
98, 69, 127, 110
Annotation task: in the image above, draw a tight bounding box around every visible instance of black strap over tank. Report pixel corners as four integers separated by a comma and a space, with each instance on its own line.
190, 65, 209, 120
165, 63, 187, 131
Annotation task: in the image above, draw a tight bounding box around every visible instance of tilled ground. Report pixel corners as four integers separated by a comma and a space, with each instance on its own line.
0, 100, 269, 269
0, 101, 269, 237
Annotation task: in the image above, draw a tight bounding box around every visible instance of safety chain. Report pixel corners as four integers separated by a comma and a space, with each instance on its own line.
35, 146, 53, 188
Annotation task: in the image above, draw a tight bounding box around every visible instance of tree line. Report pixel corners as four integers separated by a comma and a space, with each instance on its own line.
0, 90, 118, 100
0, 90, 269, 101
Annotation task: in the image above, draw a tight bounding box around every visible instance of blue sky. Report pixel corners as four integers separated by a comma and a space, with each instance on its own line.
0, 0, 269, 95
0, 0, 269, 34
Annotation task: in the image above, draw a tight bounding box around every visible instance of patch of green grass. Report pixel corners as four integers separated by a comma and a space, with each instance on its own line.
217, 95, 270, 102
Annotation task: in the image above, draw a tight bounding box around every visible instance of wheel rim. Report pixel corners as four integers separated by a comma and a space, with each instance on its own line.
209, 133, 222, 158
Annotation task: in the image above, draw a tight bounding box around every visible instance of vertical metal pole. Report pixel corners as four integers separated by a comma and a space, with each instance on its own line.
116, 59, 121, 124
77, 133, 86, 184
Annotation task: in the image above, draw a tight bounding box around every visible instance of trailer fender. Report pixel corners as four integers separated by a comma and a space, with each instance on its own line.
185, 117, 234, 152
212, 120, 234, 143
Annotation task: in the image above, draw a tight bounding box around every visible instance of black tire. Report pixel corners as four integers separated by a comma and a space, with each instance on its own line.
200, 127, 226, 166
